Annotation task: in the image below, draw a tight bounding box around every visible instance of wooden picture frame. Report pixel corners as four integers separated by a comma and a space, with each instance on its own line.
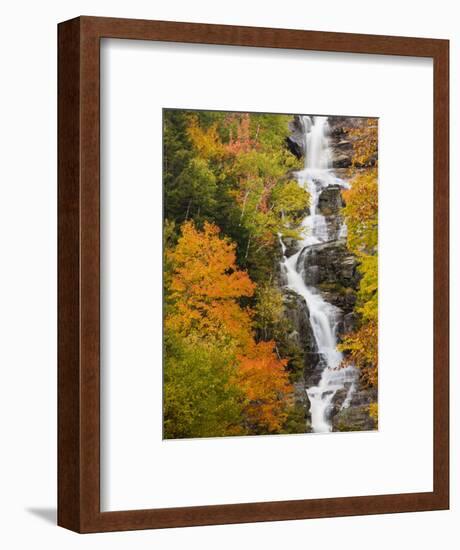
58, 16, 449, 533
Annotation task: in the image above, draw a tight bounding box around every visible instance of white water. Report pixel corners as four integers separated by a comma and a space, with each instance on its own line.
280, 116, 357, 433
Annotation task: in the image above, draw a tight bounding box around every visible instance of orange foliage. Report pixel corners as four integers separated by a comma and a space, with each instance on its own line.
224, 113, 256, 156
258, 179, 277, 214
166, 221, 255, 345
237, 341, 292, 432
166, 220, 293, 431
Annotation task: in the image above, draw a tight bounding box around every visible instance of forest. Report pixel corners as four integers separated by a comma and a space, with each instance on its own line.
163, 109, 378, 439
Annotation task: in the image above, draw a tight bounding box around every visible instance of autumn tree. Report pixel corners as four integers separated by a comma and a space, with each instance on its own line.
164, 221, 293, 437
164, 331, 245, 439
165, 221, 255, 345
187, 114, 225, 161
253, 282, 305, 382
348, 119, 378, 168
163, 110, 306, 282
220, 114, 306, 279
237, 342, 292, 432
342, 172, 378, 254
340, 120, 378, 393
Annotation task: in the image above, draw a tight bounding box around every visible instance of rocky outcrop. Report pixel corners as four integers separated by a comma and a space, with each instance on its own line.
296, 239, 360, 316
286, 116, 306, 159
287, 115, 377, 169
328, 116, 377, 169
281, 237, 302, 257
317, 185, 345, 241
318, 185, 344, 216
298, 240, 360, 300
331, 386, 378, 432
282, 289, 318, 369
342, 312, 359, 334
281, 289, 319, 431
282, 289, 335, 390
281, 114, 377, 434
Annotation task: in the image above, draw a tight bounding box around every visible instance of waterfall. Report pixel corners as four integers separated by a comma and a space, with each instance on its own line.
280, 116, 357, 433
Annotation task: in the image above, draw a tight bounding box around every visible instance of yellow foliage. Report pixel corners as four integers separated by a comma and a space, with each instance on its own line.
369, 402, 378, 425
339, 319, 378, 387
342, 170, 378, 253
187, 116, 224, 160
341, 129, 378, 388
349, 119, 378, 168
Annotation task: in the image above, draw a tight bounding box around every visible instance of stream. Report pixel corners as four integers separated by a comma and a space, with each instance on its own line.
280, 115, 358, 433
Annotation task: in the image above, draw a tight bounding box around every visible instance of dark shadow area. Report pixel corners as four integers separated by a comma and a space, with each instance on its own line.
26, 507, 57, 525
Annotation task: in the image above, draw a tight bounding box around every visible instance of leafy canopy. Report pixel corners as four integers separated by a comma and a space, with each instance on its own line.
164, 221, 293, 437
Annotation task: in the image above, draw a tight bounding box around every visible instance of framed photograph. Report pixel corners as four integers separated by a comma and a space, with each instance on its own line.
58, 16, 449, 532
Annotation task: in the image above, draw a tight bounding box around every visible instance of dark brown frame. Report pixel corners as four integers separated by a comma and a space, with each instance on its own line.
58, 16, 449, 533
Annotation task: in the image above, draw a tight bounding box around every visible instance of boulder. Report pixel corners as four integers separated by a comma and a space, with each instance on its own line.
343, 312, 360, 334
298, 240, 361, 290
318, 185, 344, 216
282, 290, 318, 363
303, 265, 321, 285
324, 214, 345, 242
281, 236, 302, 258
331, 385, 378, 432
327, 116, 375, 168
318, 286, 357, 315
332, 153, 353, 168
289, 380, 312, 433
305, 356, 328, 388
286, 116, 306, 159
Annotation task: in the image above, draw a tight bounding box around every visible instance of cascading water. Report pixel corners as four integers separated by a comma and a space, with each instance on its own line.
280, 115, 357, 433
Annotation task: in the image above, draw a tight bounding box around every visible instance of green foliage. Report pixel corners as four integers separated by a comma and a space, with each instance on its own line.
168, 157, 218, 223
253, 283, 305, 380
163, 109, 382, 434
163, 109, 305, 284
281, 402, 308, 434
163, 110, 194, 190
271, 179, 310, 237
163, 109, 382, 435
164, 331, 245, 439
254, 283, 285, 340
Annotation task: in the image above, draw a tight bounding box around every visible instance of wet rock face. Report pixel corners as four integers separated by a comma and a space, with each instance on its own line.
286, 114, 377, 169
282, 114, 378, 434
298, 240, 361, 290
317, 185, 346, 241
320, 287, 357, 316
331, 386, 378, 432
305, 357, 328, 388
324, 215, 345, 242
286, 116, 306, 159
342, 312, 360, 334
296, 240, 361, 315
291, 380, 312, 433
328, 116, 377, 169
282, 288, 326, 395
318, 185, 344, 216
281, 237, 302, 258
282, 289, 318, 365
